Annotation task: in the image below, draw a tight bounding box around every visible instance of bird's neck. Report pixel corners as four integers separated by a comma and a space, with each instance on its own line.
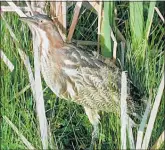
44, 26, 64, 49
35, 25, 64, 58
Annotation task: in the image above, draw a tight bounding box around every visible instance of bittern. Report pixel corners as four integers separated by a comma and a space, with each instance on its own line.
20, 14, 143, 147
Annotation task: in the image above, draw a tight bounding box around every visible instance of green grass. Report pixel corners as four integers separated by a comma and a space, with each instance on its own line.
1, 2, 164, 150
100, 2, 114, 58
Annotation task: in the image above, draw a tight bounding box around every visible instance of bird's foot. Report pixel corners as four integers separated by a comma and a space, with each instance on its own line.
85, 129, 99, 150
88, 128, 99, 150
85, 139, 98, 150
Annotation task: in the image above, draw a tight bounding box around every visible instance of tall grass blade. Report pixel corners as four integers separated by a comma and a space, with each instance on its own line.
136, 99, 151, 149
25, 0, 34, 15
97, 1, 102, 52
111, 30, 117, 60
0, 50, 14, 72
129, 2, 143, 44
53, 2, 66, 41
67, 2, 82, 42
3, 116, 35, 150
120, 71, 127, 149
151, 130, 165, 149
1, 6, 43, 14
145, 2, 156, 40
88, 2, 99, 13
31, 29, 48, 149
142, 75, 164, 149
6, 1, 26, 17
18, 49, 35, 95
14, 84, 31, 98
1, 14, 18, 42
2, 14, 35, 95
101, 2, 114, 58
154, 7, 164, 23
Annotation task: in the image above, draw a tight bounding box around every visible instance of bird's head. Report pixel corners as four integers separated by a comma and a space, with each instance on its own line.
20, 14, 64, 48
20, 14, 55, 31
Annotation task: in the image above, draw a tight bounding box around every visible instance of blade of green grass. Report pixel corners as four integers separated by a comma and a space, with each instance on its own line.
3, 116, 35, 150
129, 2, 144, 44
145, 1, 156, 40
100, 2, 114, 58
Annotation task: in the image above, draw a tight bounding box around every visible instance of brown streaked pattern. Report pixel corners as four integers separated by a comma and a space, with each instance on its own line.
22, 14, 144, 146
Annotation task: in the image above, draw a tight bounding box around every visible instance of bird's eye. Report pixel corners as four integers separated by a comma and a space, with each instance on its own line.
40, 20, 43, 23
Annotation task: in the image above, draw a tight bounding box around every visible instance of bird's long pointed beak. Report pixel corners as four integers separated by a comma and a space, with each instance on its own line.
19, 16, 37, 25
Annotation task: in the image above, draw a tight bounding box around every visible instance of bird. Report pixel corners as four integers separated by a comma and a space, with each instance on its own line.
20, 14, 143, 148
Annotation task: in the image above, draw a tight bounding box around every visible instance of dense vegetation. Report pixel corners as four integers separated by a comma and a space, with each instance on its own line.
1, 1, 164, 150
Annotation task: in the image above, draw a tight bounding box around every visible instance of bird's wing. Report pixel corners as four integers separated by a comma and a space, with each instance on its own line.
53, 44, 121, 110
60, 43, 119, 69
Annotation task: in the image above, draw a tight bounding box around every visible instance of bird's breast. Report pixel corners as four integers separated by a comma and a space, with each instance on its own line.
40, 52, 79, 100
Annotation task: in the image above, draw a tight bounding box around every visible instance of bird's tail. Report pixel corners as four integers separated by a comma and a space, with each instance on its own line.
126, 82, 147, 122
127, 96, 147, 121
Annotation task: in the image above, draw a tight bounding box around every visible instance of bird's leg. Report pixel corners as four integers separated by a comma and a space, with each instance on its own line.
91, 122, 99, 145
84, 107, 100, 149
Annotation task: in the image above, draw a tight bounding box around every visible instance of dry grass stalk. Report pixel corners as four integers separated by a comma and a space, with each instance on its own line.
127, 117, 135, 149
3, 116, 35, 150
67, 2, 75, 10
2, 13, 35, 93
50, 2, 56, 17
1, 14, 18, 42
25, 0, 34, 15
120, 42, 125, 70
25, 4, 48, 149
115, 28, 126, 43
151, 130, 165, 149
1, 6, 42, 13
0, 50, 14, 72
121, 71, 136, 149
82, 2, 97, 14
25, 0, 33, 15
2, 3, 35, 95
120, 71, 127, 149
35, 1, 46, 14
14, 84, 31, 98
36, 1, 46, 10
24, 1, 46, 14
4, 2, 49, 149
55, 2, 61, 17
1, 15, 35, 95
73, 39, 97, 46
54, 1, 66, 41
88, 1, 99, 13
31, 1, 35, 11
154, 7, 165, 23
97, 1, 103, 53
31, 28, 48, 149
23, 2, 49, 148
17, 49, 35, 96
28, 2, 56, 148
6, 1, 26, 17
142, 75, 164, 149
67, 2, 82, 42
61, 2, 67, 40
136, 98, 151, 149
111, 29, 117, 60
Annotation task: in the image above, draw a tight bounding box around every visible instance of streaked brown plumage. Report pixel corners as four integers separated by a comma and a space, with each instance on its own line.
20, 14, 142, 146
